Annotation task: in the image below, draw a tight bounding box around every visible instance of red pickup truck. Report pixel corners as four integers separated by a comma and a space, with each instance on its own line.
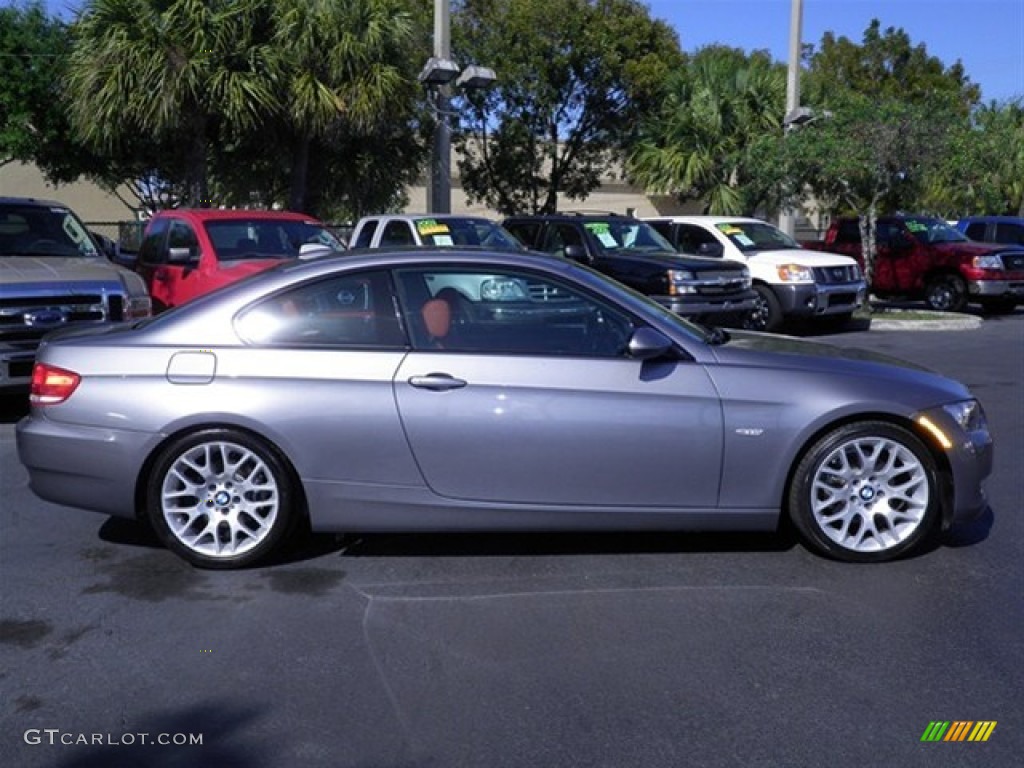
136, 209, 343, 311
804, 215, 1024, 313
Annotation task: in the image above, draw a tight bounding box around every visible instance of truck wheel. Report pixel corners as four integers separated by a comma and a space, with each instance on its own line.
744, 285, 784, 332
788, 421, 940, 563
924, 275, 967, 312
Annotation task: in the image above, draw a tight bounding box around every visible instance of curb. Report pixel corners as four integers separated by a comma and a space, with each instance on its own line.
866, 313, 983, 331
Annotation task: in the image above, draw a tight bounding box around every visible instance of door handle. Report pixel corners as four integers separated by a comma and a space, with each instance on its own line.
408, 373, 467, 391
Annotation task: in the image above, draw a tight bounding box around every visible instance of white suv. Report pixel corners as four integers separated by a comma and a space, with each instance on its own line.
645, 216, 866, 332
349, 214, 524, 251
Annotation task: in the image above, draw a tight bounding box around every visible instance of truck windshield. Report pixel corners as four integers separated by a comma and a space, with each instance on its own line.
714, 221, 801, 252
0, 204, 102, 258
412, 217, 524, 250
902, 217, 969, 244
582, 219, 675, 254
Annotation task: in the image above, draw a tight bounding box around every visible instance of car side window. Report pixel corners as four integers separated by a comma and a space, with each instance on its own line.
138, 218, 170, 264
964, 222, 987, 241
994, 222, 1024, 245
380, 221, 415, 247
394, 267, 635, 358
677, 224, 718, 255
835, 220, 861, 244
504, 220, 541, 248
235, 270, 404, 348
541, 224, 585, 258
353, 220, 378, 249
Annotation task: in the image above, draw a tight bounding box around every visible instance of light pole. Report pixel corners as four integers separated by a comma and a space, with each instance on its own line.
419, 0, 495, 214
778, 0, 804, 236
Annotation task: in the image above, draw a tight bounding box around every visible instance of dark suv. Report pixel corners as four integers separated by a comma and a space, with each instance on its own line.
503, 213, 756, 324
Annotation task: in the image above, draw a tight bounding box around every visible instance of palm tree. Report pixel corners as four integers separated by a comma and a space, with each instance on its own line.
627, 47, 785, 215
269, 0, 417, 211
65, 0, 279, 207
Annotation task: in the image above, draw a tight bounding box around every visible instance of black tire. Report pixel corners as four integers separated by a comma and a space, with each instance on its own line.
744, 284, 785, 332
924, 274, 968, 312
788, 421, 941, 563
146, 428, 297, 569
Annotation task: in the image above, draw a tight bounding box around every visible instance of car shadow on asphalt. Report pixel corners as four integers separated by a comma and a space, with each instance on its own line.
942, 505, 995, 549
334, 527, 800, 559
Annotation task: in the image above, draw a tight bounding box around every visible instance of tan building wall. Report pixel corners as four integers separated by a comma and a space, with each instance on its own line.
2, 159, 699, 226
0, 162, 137, 222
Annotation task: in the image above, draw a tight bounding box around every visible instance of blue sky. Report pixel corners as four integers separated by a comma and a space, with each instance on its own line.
38, 0, 1024, 102
645, 0, 1024, 103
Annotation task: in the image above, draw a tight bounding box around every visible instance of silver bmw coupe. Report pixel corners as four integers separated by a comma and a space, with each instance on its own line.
16, 249, 993, 568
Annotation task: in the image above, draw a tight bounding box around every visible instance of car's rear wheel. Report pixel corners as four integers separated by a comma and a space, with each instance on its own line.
788, 421, 940, 562
744, 285, 784, 332
146, 429, 296, 569
924, 274, 967, 312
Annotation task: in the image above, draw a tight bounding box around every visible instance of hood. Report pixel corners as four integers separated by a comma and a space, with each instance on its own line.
612, 249, 748, 273
0, 256, 128, 286
713, 330, 932, 372
745, 248, 857, 268
932, 240, 1024, 260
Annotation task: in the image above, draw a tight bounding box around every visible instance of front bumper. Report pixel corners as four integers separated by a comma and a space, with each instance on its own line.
655, 289, 759, 319
773, 281, 867, 317
967, 278, 1024, 300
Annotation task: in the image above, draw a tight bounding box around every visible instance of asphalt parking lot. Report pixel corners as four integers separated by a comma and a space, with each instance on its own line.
1, 312, 1022, 768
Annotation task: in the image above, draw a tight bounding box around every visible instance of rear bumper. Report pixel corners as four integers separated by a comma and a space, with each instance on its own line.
16, 413, 155, 518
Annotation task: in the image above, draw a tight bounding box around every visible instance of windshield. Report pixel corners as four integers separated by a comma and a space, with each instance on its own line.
582, 219, 675, 254
714, 221, 800, 252
902, 217, 969, 244
205, 219, 343, 261
413, 217, 524, 249
0, 204, 102, 258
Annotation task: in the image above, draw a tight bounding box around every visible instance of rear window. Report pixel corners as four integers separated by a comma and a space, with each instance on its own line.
0, 204, 100, 258
205, 219, 342, 261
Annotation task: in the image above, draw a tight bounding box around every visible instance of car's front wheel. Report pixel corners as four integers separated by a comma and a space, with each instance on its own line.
744, 285, 784, 332
924, 274, 967, 312
146, 428, 297, 568
788, 421, 940, 562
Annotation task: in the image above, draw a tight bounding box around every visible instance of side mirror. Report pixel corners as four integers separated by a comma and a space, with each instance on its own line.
167, 246, 198, 264
299, 243, 334, 260
627, 327, 674, 360
563, 244, 590, 263
697, 242, 724, 258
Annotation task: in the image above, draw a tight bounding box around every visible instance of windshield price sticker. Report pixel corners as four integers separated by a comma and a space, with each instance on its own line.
416, 219, 450, 236
905, 221, 928, 232
432, 235, 454, 246
716, 224, 744, 235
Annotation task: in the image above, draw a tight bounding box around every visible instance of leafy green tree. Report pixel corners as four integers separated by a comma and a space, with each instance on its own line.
802, 18, 980, 115
923, 100, 1024, 218
627, 46, 785, 215
0, 1, 102, 183
451, 0, 683, 214
782, 94, 955, 289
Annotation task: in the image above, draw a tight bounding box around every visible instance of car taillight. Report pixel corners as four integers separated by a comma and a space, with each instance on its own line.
30, 363, 81, 405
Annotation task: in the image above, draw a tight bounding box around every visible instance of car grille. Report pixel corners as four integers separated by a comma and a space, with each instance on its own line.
0, 292, 124, 342
691, 270, 750, 296
1000, 252, 1024, 271
525, 282, 576, 302
813, 265, 860, 284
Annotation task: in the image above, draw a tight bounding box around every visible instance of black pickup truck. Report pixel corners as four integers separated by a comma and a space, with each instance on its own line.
503, 213, 756, 326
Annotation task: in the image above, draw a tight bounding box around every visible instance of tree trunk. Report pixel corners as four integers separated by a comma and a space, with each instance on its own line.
289, 135, 310, 212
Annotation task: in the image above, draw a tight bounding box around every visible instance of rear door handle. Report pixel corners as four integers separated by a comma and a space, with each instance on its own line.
408, 373, 467, 391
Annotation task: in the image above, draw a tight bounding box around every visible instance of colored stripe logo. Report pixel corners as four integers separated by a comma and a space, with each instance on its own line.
921, 721, 997, 742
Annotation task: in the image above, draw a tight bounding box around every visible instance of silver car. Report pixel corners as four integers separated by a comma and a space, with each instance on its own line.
16, 249, 993, 568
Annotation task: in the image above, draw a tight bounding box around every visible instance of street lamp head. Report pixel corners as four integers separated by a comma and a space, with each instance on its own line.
455, 65, 497, 90
419, 57, 460, 86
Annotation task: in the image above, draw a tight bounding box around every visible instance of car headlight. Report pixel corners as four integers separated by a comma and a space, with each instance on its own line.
972, 255, 1002, 270
125, 295, 152, 319
776, 263, 814, 282
942, 399, 987, 432
480, 277, 528, 301
668, 269, 697, 295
